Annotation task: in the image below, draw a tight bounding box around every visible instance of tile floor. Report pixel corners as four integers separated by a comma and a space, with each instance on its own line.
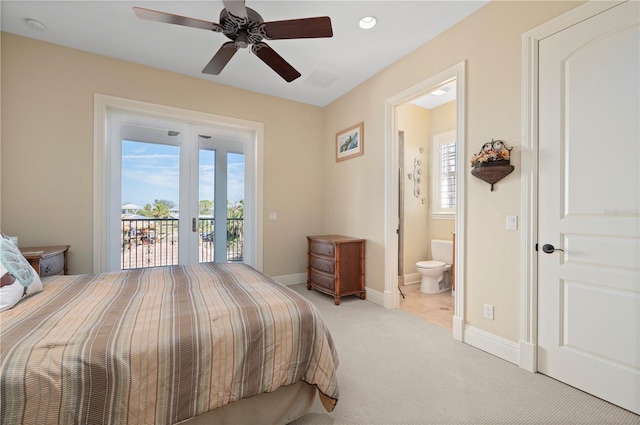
398, 283, 454, 330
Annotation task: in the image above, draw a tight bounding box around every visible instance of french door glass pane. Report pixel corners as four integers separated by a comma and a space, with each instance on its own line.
121, 140, 179, 270
227, 153, 244, 262
199, 148, 215, 263
196, 147, 244, 263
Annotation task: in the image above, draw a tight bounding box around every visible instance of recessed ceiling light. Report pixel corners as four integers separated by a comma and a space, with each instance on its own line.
359, 16, 377, 30
430, 86, 451, 96
25, 18, 47, 32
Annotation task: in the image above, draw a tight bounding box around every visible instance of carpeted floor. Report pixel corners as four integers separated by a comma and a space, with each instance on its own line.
288, 284, 640, 425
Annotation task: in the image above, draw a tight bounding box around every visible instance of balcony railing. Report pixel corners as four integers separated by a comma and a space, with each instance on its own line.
121, 217, 243, 270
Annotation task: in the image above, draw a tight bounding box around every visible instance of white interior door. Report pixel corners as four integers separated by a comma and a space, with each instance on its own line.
538, 1, 639, 414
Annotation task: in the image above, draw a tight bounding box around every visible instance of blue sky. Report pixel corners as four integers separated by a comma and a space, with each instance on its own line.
121, 140, 244, 209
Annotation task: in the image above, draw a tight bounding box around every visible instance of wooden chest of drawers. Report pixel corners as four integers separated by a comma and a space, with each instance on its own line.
307, 235, 365, 305
20, 245, 70, 277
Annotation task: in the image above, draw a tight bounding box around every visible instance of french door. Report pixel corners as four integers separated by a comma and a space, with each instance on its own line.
192, 124, 245, 264
107, 112, 250, 271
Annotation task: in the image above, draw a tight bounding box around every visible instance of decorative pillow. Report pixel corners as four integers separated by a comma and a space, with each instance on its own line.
0, 236, 43, 312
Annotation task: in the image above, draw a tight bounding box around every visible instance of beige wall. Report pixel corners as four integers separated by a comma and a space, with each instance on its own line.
321, 1, 581, 342
1, 1, 582, 344
397, 103, 430, 274
0, 33, 325, 276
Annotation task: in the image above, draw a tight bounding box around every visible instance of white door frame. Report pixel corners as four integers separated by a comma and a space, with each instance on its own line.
93, 94, 264, 273
519, 0, 625, 371
384, 61, 467, 341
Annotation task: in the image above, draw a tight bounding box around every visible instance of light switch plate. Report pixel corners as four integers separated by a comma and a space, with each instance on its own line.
269, 212, 278, 221
506, 215, 518, 230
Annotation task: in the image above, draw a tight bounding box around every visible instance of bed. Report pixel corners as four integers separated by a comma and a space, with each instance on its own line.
0, 261, 339, 425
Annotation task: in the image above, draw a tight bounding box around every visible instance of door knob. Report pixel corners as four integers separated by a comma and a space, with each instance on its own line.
542, 244, 564, 254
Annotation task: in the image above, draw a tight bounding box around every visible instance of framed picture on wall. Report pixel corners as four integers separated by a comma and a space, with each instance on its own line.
336, 122, 364, 162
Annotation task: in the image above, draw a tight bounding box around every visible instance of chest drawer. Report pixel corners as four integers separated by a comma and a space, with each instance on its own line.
309, 240, 335, 258
40, 252, 65, 277
309, 269, 335, 291
309, 255, 335, 274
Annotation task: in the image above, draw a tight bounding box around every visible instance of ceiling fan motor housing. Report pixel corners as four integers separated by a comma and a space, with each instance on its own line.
220, 7, 267, 48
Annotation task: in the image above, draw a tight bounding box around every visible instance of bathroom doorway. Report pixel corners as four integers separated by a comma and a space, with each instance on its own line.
385, 62, 466, 340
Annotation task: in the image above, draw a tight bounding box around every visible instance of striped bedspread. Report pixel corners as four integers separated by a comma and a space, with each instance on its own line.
0, 263, 339, 424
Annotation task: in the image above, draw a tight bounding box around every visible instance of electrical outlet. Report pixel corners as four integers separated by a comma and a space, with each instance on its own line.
484, 304, 494, 320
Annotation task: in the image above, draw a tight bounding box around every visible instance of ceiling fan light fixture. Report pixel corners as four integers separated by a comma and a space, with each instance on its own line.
235, 31, 249, 49
359, 16, 377, 30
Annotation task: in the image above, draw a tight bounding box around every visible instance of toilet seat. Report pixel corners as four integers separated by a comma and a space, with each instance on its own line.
416, 260, 446, 269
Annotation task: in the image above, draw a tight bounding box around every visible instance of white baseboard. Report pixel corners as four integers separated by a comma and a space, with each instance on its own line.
403, 273, 421, 285
366, 286, 385, 307
272, 273, 306, 286
452, 316, 464, 341
274, 273, 382, 310
519, 340, 537, 372
463, 325, 519, 365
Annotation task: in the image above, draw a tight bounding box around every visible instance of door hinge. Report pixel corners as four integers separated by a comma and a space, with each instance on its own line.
192, 217, 197, 232
535, 243, 538, 252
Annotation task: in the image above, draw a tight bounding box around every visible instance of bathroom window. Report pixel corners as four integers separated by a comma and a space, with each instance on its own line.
431, 130, 456, 219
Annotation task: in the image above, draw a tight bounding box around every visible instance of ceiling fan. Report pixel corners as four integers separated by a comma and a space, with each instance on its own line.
133, 0, 333, 82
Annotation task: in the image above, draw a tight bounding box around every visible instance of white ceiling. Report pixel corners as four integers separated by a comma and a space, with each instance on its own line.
0, 1, 487, 107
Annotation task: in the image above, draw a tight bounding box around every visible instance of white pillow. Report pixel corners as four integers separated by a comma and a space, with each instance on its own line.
0, 236, 43, 312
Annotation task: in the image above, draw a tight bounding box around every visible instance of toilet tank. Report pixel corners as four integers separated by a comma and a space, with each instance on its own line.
431, 239, 453, 264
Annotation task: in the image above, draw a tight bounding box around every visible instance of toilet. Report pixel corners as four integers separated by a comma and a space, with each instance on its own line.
416, 239, 453, 294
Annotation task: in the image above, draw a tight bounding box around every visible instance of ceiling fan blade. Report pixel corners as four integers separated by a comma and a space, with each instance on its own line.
202, 42, 239, 75
262, 17, 333, 40
222, 0, 247, 19
133, 7, 223, 32
252, 42, 301, 83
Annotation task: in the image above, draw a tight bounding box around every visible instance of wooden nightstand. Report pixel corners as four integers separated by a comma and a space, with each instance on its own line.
20, 245, 70, 277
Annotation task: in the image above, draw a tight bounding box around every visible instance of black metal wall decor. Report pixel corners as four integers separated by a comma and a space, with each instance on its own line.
470, 139, 514, 191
